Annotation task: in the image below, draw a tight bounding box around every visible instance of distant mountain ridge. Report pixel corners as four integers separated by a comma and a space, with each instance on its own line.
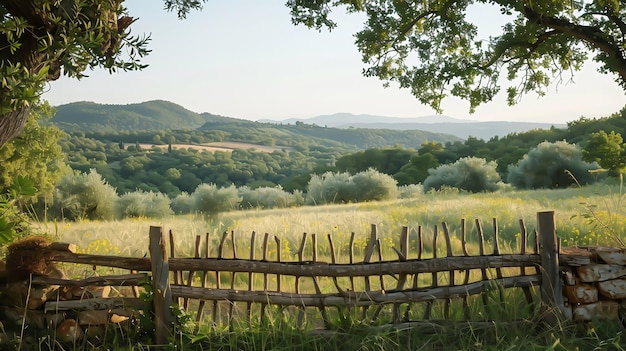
51, 100, 565, 141
262, 113, 474, 125
260, 113, 566, 139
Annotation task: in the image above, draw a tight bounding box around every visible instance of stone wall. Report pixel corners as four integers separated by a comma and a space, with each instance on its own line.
561, 247, 626, 322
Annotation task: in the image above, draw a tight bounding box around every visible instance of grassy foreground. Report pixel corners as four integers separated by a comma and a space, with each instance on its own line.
28, 182, 626, 350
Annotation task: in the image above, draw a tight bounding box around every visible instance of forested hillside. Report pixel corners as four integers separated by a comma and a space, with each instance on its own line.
52, 100, 626, 198
51, 100, 462, 149
52, 100, 224, 131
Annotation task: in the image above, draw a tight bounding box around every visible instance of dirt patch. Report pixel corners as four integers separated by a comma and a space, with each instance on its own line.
130, 142, 293, 153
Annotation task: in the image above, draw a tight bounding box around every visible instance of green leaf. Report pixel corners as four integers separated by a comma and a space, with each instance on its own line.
11, 175, 37, 197
0, 218, 16, 245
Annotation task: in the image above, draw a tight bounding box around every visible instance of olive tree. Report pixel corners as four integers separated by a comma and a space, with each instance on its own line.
423, 157, 501, 193
51, 169, 118, 220
306, 168, 398, 205
190, 183, 241, 216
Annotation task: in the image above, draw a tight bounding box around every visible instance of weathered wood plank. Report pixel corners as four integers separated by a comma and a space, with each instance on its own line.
50, 252, 151, 270
167, 255, 539, 276
49, 248, 541, 278
49, 242, 77, 253
44, 298, 146, 313
31, 273, 147, 288
170, 275, 541, 307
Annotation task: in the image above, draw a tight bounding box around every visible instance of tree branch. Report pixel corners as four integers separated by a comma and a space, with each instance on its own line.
480, 30, 560, 69
522, 5, 626, 83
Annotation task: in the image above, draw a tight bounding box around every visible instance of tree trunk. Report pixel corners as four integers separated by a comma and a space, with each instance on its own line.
0, 107, 30, 147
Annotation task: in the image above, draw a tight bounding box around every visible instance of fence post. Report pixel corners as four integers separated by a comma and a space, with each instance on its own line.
149, 226, 174, 345
537, 211, 565, 325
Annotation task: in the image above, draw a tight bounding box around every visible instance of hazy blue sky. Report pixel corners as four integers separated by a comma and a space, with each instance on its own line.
42, 1, 625, 123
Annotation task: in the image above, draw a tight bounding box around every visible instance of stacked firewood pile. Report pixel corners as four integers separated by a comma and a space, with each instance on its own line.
0, 236, 147, 346
561, 246, 626, 322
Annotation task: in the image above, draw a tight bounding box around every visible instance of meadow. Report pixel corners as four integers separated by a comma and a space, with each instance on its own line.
41, 181, 626, 258
30, 182, 626, 350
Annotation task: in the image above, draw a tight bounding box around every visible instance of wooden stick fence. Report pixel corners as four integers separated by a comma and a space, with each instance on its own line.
40, 211, 582, 345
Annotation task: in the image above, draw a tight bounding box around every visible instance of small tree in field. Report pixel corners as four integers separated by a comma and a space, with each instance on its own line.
238, 186, 304, 209
582, 131, 626, 176
190, 183, 241, 216
52, 169, 118, 220
171, 192, 193, 214
306, 168, 397, 205
423, 157, 501, 193
351, 168, 398, 202
306, 171, 355, 205
117, 190, 173, 219
507, 141, 600, 189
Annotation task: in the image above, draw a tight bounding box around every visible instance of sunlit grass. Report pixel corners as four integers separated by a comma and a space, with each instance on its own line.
38, 182, 624, 259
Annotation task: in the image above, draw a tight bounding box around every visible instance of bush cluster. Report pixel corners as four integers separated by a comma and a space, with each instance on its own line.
507, 141, 600, 189
47, 168, 398, 220
423, 157, 501, 193
306, 168, 398, 205
45, 140, 604, 221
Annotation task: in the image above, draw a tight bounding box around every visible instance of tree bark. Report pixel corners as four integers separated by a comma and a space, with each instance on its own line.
0, 107, 31, 147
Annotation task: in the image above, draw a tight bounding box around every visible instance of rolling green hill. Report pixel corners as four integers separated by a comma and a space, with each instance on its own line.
51, 100, 224, 131
51, 100, 463, 149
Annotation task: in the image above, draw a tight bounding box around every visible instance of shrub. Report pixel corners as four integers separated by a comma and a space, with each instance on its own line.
52, 169, 118, 220
238, 186, 304, 209
171, 192, 193, 214
117, 190, 173, 218
398, 184, 424, 199
351, 168, 398, 202
306, 168, 398, 205
423, 157, 501, 193
191, 183, 241, 216
306, 171, 355, 205
507, 141, 600, 189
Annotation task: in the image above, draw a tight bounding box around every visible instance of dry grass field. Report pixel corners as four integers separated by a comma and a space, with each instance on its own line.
132, 141, 294, 153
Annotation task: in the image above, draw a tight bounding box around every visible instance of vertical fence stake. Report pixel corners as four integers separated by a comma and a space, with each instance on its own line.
537, 211, 565, 325
492, 218, 505, 305
196, 232, 210, 323
519, 219, 534, 307
461, 219, 471, 320
475, 219, 490, 319
442, 222, 454, 319
149, 226, 173, 345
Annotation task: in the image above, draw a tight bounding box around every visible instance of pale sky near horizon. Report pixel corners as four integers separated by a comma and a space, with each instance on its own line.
42, 1, 626, 124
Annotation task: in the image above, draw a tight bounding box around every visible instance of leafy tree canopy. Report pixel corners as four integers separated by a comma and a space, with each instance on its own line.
582, 130, 626, 176
288, 0, 626, 113
0, 0, 203, 146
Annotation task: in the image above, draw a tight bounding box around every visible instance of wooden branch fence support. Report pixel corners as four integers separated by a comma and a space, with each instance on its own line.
537, 211, 565, 324
149, 226, 174, 346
